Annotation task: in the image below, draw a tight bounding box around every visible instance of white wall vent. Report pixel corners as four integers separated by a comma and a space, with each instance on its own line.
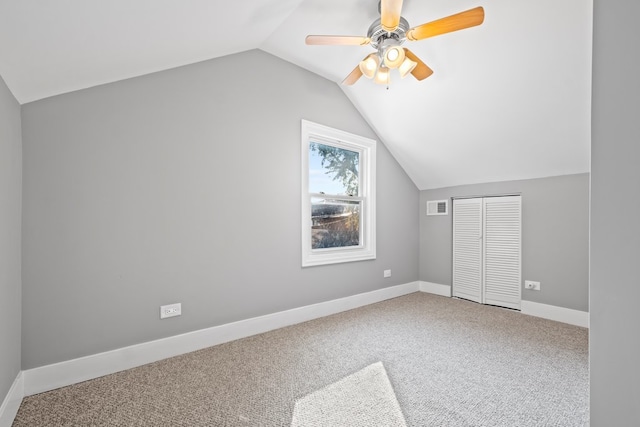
427, 200, 448, 216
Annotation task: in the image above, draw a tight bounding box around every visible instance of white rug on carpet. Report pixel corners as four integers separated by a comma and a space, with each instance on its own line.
290, 362, 407, 427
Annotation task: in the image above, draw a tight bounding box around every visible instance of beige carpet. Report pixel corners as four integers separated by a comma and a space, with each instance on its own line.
290, 361, 407, 427
13, 293, 589, 426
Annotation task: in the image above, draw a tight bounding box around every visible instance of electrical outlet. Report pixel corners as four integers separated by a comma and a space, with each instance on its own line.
524, 280, 541, 291
384, 269, 391, 278
160, 303, 182, 319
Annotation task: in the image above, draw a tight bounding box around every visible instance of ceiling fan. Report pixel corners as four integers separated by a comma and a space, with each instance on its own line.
305, 0, 484, 86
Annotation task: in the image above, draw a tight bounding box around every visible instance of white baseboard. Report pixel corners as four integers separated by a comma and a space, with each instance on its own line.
0, 372, 23, 427
23, 281, 420, 396
419, 281, 588, 328
419, 281, 452, 297
18, 279, 587, 406
521, 300, 589, 328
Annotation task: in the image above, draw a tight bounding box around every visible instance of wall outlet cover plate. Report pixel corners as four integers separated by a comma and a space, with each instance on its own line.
160, 303, 182, 319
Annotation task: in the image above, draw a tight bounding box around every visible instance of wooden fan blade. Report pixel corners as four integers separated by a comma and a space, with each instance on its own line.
406, 6, 484, 41
404, 49, 434, 81
305, 35, 370, 46
380, 0, 404, 32
342, 64, 364, 85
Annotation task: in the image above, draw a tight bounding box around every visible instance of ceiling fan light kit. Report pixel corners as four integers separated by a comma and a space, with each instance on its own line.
357, 42, 415, 84
359, 53, 380, 79
305, 0, 484, 87
374, 65, 390, 85
382, 44, 405, 69
398, 57, 417, 78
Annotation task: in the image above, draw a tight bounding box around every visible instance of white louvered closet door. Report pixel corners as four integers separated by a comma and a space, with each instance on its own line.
453, 196, 522, 310
452, 198, 483, 303
483, 196, 521, 310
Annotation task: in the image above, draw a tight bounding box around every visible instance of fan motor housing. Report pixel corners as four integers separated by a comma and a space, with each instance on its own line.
367, 17, 410, 49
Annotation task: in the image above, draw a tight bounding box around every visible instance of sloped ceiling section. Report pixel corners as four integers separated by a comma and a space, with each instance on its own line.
0, 0, 306, 103
0, 0, 592, 190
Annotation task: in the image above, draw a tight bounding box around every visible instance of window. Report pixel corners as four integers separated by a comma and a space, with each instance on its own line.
301, 120, 376, 267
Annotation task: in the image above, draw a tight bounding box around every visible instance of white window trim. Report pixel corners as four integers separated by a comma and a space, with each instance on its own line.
301, 120, 376, 267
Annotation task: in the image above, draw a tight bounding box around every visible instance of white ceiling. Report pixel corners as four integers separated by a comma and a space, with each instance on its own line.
0, 0, 592, 190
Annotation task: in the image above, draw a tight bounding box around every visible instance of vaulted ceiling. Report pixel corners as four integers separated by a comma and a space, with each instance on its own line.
0, 0, 592, 190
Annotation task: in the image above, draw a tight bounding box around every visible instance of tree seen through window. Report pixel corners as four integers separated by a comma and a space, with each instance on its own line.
309, 142, 361, 249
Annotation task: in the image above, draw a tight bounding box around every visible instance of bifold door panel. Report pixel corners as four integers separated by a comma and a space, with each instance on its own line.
452, 198, 483, 303
483, 196, 522, 309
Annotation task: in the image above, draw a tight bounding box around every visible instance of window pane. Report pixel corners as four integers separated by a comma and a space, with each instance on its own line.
309, 142, 359, 196
311, 197, 361, 249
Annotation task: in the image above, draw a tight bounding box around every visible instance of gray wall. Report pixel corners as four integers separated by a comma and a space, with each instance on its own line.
591, 1, 640, 423
420, 173, 589, 312
21, 49, 420, 369
0, 76, 22, 401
